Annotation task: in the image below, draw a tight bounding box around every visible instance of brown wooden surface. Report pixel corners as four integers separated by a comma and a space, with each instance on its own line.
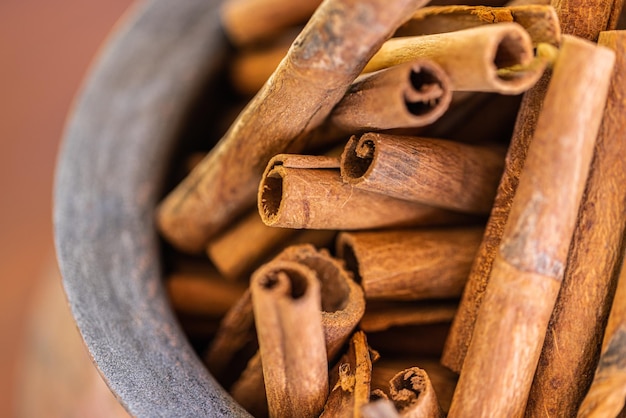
0, 1, 132, 416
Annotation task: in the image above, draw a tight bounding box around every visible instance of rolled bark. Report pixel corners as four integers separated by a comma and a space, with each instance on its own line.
388, 368, 444, 418
442, 0, 625, 373
250, 260, 328, 418
231, 245, 365, 415
447, 36, 615, 418
221, 0, 320, 46
337, 227, 483, 301
325, 60, 452, 133
396, 5, 561, 47
525, 29, 626, 417
364, 23, 545, 95
360, 301, 457, 333
578, 246, 626, 417
165, 271, 247, 317
258, 154, 473, 230
320, 331, 375, 417
341, 133, 506, 214
157, 0, 432, 253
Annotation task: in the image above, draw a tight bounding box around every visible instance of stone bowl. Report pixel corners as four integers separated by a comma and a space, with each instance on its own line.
53, 0, 249, 415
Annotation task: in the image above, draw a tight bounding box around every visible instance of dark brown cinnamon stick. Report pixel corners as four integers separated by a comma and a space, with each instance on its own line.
320, 331, 376, 417
250, 260, 328, 418
258, 154, 473, 230
447, 35, 615, 417
360, 301, 457, 333
442, 0, 625, 373
341, 133, 506, 214
525, 29, 626, 417
577, 245, 626, 417
157, 0, 432, 253
337, 228, 483, 301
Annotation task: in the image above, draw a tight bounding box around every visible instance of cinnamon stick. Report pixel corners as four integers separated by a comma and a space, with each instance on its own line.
396, 5, 561, 46
320, 331, 376, 417
220, 0, 320, 46
341, 133, 506, 214
363, 23, 545, 95
250, 260, 328, 418
360, 301, 457, 333
165, 271, 246, 317
442, 0, 625, 373
371, 358, 457, 414
388, 368, 444, 418
322, 60, 452, 134
231, 245, 365, 415
577, 247, 626, 418
259, 154, 473, 230
157, 0, 431, 253
525, 29, 626, 417
447, 35, 615, 417
337, 228, 483, 301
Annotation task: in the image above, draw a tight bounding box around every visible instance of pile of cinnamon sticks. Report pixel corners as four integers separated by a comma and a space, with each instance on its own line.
159, 0, 626, 416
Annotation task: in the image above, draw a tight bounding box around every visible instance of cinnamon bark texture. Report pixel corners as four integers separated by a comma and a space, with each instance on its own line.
337, 228, 483, 301
221, 0, 320, 46
250, 260, 328, 418
388, 368, 444, 418
363, 23, 545, 94
258, 154, 472, 230
578, 247, 626, 418
322, 60, 452, 135
341, 133, 506, 214
320, 331, 376, 417
447, 35, 615, 418
231, 245, 365, 415
396, 5, 561, 46
371, 358, 458, 414
165, 271, 246, 317
442, 0, 625, 373
525, 29, 626, 417
157, 0, 431, 253
360, 301, 457, 332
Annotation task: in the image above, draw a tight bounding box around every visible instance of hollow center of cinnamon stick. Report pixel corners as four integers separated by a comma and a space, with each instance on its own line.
260, 270, 308, 299
494, 33, 531, 79
343, 137, 374, 179
260, 169, 283, 221
405, 66, 444, 116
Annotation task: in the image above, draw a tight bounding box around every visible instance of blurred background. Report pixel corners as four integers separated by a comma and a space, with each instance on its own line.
0, 0, 134, 416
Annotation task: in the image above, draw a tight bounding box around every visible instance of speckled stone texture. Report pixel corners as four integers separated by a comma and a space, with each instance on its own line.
53, 0, 250, 416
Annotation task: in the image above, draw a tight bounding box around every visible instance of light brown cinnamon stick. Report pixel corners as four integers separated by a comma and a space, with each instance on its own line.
322, 60, 452, 134
221, 0, 320, 46
361, 399, 401, 418
259, 154, 473, 230
388, 368, 444, 418
251, 260, 328, 418
341, 133, 506, 214
337, 228, 483, 301
364, 23, 545, 95
165, 271, 247, 317
442, 0, 625, 373
360, 301, 457, 332
157, 0, 432, 253
577, 247, 626, 418
447, 35, 615, 417
525, 29, 626, 417
320, 331, 376, 417
396, 5, 561, 46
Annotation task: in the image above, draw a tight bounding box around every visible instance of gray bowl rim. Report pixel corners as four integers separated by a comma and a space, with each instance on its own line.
53, 0, 250, 416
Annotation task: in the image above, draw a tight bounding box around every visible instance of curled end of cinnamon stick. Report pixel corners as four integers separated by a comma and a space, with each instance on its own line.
404, 61, 453, 124
258, 164, 285, 227
489, 24, 546, 94
341, 134, 376, 184
390, 367, 444, 417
